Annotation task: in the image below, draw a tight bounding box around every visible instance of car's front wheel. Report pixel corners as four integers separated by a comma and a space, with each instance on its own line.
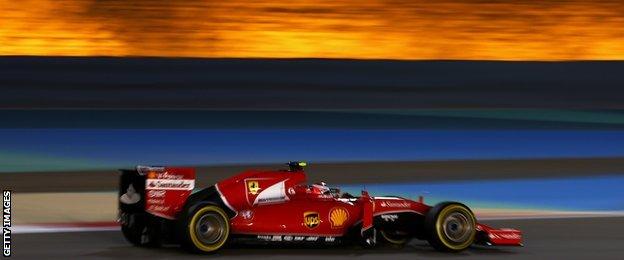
425, 202, 476, 252
182, 205, 230, 253
379, 229, 409, 247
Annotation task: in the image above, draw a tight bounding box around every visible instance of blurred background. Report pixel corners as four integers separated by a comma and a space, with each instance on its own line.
1, 0, 624, 258
3, 0, 624, 59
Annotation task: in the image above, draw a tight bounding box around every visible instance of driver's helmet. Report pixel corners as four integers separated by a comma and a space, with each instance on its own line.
310, 181, 330, 195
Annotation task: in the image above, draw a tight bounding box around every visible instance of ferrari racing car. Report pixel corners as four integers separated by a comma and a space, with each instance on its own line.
118, 162, 522, 253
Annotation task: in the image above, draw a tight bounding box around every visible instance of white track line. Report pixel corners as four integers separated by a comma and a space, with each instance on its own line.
13, 225, 119, 234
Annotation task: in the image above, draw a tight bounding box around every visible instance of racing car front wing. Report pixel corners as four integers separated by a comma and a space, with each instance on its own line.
475, 223, 523, 246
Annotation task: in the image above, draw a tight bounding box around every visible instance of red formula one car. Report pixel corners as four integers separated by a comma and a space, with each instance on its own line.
118, 162, 522, 253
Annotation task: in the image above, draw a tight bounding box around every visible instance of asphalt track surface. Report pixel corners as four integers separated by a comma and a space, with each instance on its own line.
12, 217, 624, 259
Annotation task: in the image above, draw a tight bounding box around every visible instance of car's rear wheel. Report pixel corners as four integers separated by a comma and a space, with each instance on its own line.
182, 205, 230, 253
120, 213, 161, 247
425, 202, 476, 252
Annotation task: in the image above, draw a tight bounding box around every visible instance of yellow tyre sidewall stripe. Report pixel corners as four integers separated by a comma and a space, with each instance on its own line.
380, 230, 409, 245
434, 204, 476, 250
188, 205, 230, 252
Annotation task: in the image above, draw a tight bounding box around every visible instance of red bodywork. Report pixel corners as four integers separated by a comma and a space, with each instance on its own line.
145, 166, 522, 247
140, 167, 195, 220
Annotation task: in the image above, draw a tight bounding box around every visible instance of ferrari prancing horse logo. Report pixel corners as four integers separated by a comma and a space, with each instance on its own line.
247, 180, 261, 195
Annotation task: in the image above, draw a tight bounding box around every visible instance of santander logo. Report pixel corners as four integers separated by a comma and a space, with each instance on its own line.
379, 201, 410, 208
145, 179, 194, 190
491, 232, 522, 240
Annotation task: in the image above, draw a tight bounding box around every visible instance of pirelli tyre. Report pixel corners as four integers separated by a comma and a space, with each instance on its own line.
425, 202, 476, 252
181, 205, 230, 253
379, 230, 409, 247
120, 213, 161, 247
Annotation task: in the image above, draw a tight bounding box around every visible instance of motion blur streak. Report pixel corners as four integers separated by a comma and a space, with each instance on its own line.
2, 0, 624, 60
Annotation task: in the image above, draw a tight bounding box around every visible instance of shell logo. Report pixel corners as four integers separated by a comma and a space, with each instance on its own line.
329, 207, 349, 228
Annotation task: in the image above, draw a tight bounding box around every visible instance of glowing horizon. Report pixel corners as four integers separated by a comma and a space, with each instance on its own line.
1, 0, 624, 60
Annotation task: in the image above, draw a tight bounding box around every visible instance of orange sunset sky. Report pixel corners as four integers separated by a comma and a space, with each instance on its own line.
1, 0, 624, 60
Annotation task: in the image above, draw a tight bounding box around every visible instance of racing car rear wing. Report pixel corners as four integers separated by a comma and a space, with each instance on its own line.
119, 166, 195, 220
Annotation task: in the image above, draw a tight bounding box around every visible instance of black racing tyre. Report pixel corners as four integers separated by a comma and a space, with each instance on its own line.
181, 205, 230, 253
379, 230, 410, 247
120, 213, 161, 247
425, 202, 476, 252
121, 223, 141, 246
